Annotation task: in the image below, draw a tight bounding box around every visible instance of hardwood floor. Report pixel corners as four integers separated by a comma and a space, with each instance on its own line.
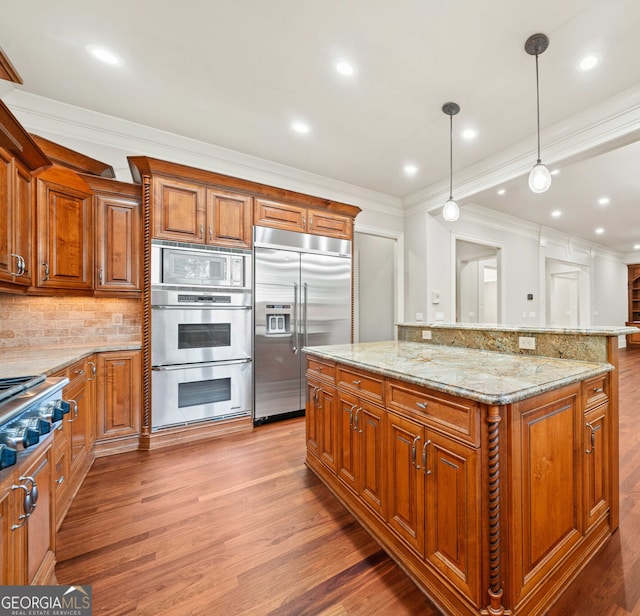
55, 347, 640, 615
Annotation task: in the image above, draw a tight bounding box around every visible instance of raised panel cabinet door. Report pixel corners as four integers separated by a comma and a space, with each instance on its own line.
96, 194, 141, 292
254, 199, 306, 233
0, 470, 15, 584
96, 351, 141, 440
308, 210, 352, 240
152, 176, 205, 242
424, 430, 481, 604
584, 403, 610, 529
206, 189, 252, 248
387, 412, 425, 555
65, 377, 91, 472
0, 152, 32, 286
305, 378, 321, 458
37, 178, 93, 290
336, 390, 359, 493
318, 385, 338, 473
358, 401, 386, 519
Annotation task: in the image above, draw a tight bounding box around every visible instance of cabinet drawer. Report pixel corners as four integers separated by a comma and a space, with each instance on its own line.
583, 374, 608, 410
386, 378, 479, 445
66, 357, 89, 389
306, 357, 335, 383
337, 366, 384, 404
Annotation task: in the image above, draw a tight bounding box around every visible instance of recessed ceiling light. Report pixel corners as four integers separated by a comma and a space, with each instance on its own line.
597, 196, 610, 206
551, 210, 562, 218
550, 169, 560, 176
403, 164, 418, 176
85, 44, 122, 66
335, 61, 356, 76
461, 128, 477, 140
578, 54, 601, 72
497, 189, 506, 196
291, 121, 310, 134
634, 244, 640, 250
595, 227, 605, 234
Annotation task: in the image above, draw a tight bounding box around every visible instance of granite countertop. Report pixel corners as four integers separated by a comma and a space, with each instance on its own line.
397, 322, 639, 336
0, 343, 142, 378
304, 340, 612, 405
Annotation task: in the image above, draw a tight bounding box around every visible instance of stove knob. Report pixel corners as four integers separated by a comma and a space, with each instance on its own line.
0, 444, 17, 469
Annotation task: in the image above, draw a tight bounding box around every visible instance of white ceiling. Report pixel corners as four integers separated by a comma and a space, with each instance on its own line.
1, 0, 640, 253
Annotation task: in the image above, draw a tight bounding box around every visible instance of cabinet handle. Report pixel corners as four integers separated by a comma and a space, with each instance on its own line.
18, 255, 25, 275
416, 401, 428, 410
353, 407, 363, 433
209, 225, 213, 241
74, 369, 84, 376
352, 380, 361, 386
56, 476, 65, 485
42, 262, 49, 281
585, 421, 602, 454
67, 399, 78, 423
200, 224, 204, 239
302, 215, 306, 227
411, 435, 421, 470
347, 404, 357, 430
10, 253, 21, 276
98, 268, 103, 284
309, 214, 313, 226
422, 440, 432, 475
87, 361, 96, 379
593, 387, 604, 393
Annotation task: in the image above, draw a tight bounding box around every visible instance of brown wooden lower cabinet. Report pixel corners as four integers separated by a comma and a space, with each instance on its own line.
305, 355, 615, 616
95, 350, 141, 456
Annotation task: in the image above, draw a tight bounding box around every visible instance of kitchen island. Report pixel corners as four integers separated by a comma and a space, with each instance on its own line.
303, 338, 621, 616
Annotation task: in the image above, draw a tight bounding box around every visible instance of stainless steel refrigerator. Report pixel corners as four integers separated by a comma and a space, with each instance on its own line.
253, 226, 352, 423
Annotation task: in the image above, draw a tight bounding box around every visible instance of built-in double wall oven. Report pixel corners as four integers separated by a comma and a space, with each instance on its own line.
151, 242, 252, 430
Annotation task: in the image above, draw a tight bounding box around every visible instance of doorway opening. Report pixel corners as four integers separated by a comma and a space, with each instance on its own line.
545, 258, 590, 327
455, 239, 501, 323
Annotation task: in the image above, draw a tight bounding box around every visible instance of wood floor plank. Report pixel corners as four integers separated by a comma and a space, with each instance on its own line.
55, 347, 640, 615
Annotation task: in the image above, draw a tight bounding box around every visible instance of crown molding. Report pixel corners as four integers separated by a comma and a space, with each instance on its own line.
403, 83, 640, 215
2, 89, 403, 217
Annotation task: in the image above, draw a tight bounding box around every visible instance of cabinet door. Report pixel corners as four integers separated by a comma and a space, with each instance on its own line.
308, 210, 351, 240
206, 189, 252, 249
337, 390, 359, 492
254, 199, 306, 233
95, 193, 141, 293
305, 378, 321, 459
584, 403, 609, 529
424, 430, 480, 603
37, 176, 93, 290
96, 351, 141, 441
318, 385, 337, 473
387, 413, 424, 555
66, 375, 92, 472
358, 401, 386, 518
0, 469, 14, 584
152, 176, 205, 243
0, 152, 32, 286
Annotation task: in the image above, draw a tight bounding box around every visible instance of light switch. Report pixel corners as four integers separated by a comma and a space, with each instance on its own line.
432, 290, 441, 304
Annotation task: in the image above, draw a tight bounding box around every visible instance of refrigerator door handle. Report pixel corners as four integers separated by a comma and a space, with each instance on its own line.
303, 282, 308, 348
292, 282, 299, 354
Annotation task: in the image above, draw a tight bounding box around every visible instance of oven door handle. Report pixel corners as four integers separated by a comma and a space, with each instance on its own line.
152, 358, 251, 371
151, 305, 251, 310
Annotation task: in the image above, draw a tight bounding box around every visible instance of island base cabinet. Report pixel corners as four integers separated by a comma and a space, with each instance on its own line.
305, 353, 616, 616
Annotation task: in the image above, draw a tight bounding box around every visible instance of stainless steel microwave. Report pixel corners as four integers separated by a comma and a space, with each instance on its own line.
151, 243, 249, 288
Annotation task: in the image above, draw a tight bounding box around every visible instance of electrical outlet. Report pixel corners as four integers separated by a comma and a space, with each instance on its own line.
518, 336, 536, 350
422, 330, 432, 340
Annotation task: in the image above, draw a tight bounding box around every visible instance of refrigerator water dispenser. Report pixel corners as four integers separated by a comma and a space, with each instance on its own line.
266, 313, 290, 335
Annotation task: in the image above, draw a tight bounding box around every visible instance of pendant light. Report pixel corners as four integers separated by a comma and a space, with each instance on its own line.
442, 102, 460, 222
525, 33, 551, 193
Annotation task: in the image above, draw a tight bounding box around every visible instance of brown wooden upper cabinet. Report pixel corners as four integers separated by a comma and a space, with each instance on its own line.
151, 176, 252, 249
254, 198, 352, 240
35, 166, 94, 291
0, 100, 51, 291
83, 175, 142, 296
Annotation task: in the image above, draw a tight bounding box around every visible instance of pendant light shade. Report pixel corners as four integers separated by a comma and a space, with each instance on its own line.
525, 33, 551, 194
442, 102, 460, 222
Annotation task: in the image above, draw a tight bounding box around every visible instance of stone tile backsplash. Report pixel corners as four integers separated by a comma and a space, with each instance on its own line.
0, 295, 141, 348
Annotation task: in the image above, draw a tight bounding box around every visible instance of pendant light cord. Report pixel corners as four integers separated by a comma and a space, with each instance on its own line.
449, 113, 453, 200
535, 53, 541, 164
